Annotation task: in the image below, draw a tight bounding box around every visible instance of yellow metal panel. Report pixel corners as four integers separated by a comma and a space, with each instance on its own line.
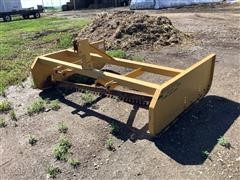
149, 54, 216, 135
38, 56, 161, 95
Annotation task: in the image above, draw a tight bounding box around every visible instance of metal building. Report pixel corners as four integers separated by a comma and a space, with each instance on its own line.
70, 0, 123, 9
0, 0, 22, 12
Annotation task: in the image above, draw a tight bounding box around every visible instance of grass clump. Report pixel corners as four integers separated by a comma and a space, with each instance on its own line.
53, 136, 72, 161
27, 98, 45, 115
81, 91, 94, 105
109, 122, 119, 135
57, 34, 73, 49
132, 55, 144, 62
58, 121, 68, 134
202, 150, 210, 159
0, 100, 11, 113
0, 118, 6, 128
47, 165, 61, 179
28, 134, 38, 146
107, 49, 127, 59
218, 136, 231, 149
10, 110, 17, 121
68, 158, 80, 168
106, 138, 115, 151
49, 100, 60, 111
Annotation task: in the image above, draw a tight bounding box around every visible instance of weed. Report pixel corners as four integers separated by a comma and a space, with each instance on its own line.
53, 136, 72, 161
47, 165, 61, 179
68, 158, 80, 168
132, 55, 144, 62
218, 136, 231, 149
106, 138, 115, 151
58, 121, 68, 134
49, 100, 60, 111
27, 98, 45, 115
0, 118, 6, 128
29, 135, 37, 146
57, 34, 73, 48
81, 91, 94, 104
202, 150, 210, 159
109, 122, 119, 135
10, 110, 17, 121
107, 49, 127, 59
0, 100, 11, 113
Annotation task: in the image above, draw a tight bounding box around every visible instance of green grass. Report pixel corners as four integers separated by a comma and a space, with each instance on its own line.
81, 91, 95, 105
58, 121, 68, 134
47, 165, 61, 179
0, 16, 89, 95
0, 118, 6, 128
57, 34, 73, 49
68, 158, 80, 168
106, 138, 115, 151
53, 136, 72, 161
10, 110, 17, 121
48, 100, 61, 111
132, 55, 144, 62
0, 100, 11, 112
202, 150, 210, 159
217, 136, 231, 149
27, 98, 45, 115
106, 49, 127, 59
28, 134, 38, 146
109, 122, 120, 135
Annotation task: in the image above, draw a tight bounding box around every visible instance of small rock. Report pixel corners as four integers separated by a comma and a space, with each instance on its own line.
45, 108, 50, 112
92, 154, 96, 158
136, 172, 142, 176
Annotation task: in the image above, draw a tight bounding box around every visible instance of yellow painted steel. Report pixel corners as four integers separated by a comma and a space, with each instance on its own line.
31, 39, 216, 135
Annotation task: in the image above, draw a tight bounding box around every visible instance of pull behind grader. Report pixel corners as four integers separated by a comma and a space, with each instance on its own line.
31, 39, 215, 135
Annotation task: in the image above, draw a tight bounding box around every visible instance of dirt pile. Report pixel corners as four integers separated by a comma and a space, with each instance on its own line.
77, 11, 189, 50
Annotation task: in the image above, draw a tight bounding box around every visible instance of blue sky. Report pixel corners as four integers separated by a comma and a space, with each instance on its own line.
21, 0, 69, 8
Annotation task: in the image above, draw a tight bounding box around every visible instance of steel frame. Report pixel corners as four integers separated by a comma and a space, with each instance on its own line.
31, 40, 215, 135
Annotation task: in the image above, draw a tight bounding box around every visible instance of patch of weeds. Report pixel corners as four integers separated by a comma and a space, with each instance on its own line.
131, 55, 144, 62
107, 49, 127, 59
48, 100, 60, 111
0, 90, 6, 97
0, 118, 6, 128
27, 98, 45, 115
68, 158, 80, 168
81, 91, 94, 105
53, 136, 72, 161
58, 121, 68, 134
10, 110, 17, 121
57, 34, 73, 48
29, 135, 38, 146
218, 136, 231, 149
47, 165, 61, 179
106, 138, 115, 151
202, 150, 210, 159
109, 122, 119, 135
0, 100, 11, 113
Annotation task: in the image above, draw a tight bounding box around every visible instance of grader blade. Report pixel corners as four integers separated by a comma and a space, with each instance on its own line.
31, 39, 215, 135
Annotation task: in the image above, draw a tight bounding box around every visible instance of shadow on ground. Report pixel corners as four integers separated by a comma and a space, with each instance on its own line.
40, 88, 239, 165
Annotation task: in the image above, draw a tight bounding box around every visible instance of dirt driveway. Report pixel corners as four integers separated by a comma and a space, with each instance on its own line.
1, 3, 239, 180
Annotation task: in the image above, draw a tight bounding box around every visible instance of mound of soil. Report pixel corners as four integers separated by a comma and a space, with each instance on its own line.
77, 11, 189, 50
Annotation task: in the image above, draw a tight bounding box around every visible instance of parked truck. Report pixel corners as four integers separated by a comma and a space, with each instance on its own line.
0, 0, 43, 22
